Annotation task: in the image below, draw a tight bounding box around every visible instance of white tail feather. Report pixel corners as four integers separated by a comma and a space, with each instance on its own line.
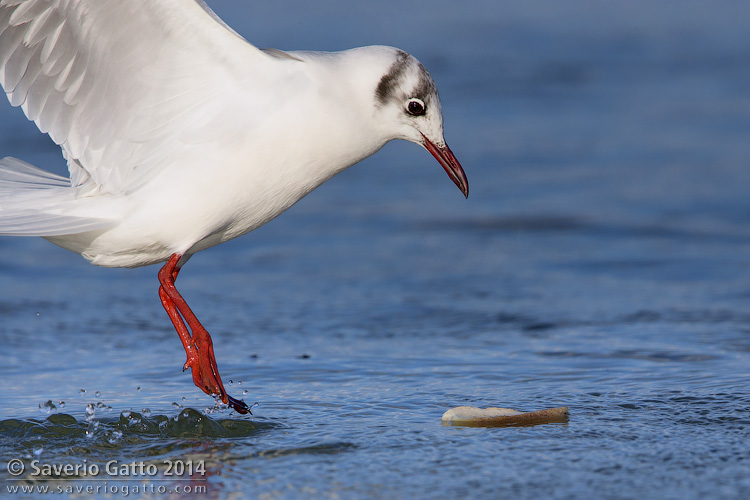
0, 157, 114, 236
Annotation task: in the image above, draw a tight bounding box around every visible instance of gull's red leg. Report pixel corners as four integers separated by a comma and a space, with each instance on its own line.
158, 253, 250, 414
158, 265, 197, 372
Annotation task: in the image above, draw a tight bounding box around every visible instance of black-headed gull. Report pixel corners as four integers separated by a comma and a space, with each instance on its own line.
0, 0, 468, 413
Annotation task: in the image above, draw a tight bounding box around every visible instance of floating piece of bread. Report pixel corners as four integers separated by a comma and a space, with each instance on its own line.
441, 406, 569, 427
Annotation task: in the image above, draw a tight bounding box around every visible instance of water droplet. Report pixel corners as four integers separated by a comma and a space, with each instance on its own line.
142, 408, 151, 417
228, 380, 233, 385
33, 445, 43, 457
121, 410, 131, 418
182, 397, 186, 401
85, 403, 96, 421
95, 391, 101, 398
243, 389, 248, 395
59, 401, 65, 408
159, 420, 168, 431
136, 386, 142, 392
79, 389, 86, 397
172, 402, 183, 409
237, 380, 242, 385
38, 400, 56, 414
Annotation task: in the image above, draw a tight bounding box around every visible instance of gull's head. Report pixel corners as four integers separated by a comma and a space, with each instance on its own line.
370, 48, 468, 198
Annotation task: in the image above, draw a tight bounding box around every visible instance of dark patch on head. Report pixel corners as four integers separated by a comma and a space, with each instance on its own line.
375, 50, 410, 104
375, 52, 439, 112
414, 62, 438, 102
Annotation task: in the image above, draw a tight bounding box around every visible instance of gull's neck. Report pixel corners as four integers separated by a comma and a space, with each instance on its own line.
284, 46, 403, 161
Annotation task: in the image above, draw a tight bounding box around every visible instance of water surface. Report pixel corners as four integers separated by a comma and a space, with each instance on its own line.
1, 1, 749, 498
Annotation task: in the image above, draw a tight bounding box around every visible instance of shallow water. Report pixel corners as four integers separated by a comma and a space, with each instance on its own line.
1, 1, 749, 499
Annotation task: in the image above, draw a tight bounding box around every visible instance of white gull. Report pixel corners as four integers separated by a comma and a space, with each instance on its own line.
0, 0, 468, 413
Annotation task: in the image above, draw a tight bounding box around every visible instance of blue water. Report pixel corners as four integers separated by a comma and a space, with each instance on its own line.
1, 1, 749, 498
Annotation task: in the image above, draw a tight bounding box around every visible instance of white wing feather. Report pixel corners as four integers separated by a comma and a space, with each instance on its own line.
0, 0, 269, 195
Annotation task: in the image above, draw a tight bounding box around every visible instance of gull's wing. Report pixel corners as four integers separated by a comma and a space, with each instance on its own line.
0, 0, 270, 194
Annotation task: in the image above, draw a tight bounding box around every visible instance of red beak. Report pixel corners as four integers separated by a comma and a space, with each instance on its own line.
421, 134, 469, 198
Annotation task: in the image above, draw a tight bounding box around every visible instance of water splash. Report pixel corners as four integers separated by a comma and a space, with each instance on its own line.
86, 420, 99, 438
84, 403, 98, 438
106, 429, 123, 444
0, 407, 269, 465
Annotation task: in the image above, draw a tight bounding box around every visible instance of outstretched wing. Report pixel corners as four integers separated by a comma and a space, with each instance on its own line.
0, 0, 270, 194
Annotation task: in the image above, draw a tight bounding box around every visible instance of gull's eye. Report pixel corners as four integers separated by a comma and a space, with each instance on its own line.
406, 98, 425, 116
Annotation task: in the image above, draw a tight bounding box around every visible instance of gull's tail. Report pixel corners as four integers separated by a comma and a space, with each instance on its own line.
0, 157, 114, 236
